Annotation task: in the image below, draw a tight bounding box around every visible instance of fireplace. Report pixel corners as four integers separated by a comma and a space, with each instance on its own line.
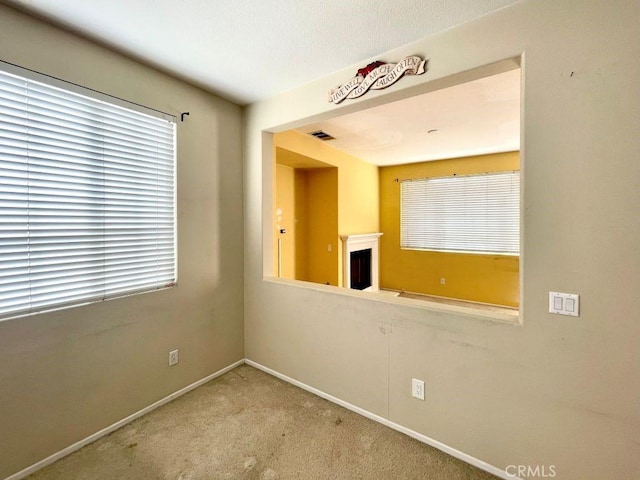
350, 248, 372, 290
340, 233, 382, 291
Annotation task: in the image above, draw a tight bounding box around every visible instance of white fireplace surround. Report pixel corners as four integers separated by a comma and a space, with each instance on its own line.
340, 233, 383, 292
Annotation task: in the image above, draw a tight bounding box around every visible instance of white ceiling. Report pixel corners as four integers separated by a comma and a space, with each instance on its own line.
298, 68, 521, 166
4, 0, 520, 105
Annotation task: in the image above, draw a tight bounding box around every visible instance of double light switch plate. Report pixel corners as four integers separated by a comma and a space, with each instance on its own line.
549, 292, 579, 317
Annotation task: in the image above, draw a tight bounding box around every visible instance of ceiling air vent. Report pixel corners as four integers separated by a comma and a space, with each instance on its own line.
309, 130, 335, 141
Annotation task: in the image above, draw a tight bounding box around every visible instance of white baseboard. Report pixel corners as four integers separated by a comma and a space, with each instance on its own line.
4, 359, 245, 480
6, 358, 518, 480
245, 359, 516, 480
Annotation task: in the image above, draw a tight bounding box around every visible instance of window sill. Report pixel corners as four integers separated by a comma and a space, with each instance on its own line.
262, 277, 520, 325
400, 247, 519, 257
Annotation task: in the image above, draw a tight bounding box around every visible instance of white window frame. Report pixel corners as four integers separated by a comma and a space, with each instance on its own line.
0, 61, 177, 320
400, 170, 520, 256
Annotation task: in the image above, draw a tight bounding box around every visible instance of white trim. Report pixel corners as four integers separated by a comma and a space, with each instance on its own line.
246, 359, 520, 480
340, 233, 383, 291
4, 359, 245, 480
5, 358, 521, 480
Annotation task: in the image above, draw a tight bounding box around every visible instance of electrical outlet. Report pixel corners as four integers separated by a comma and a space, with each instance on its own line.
412, 378, 425, 400
169, 349, 179, 366
440, 277, 446, 285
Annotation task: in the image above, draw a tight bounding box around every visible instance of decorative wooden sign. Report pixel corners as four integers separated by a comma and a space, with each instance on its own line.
329, 55, 427, 104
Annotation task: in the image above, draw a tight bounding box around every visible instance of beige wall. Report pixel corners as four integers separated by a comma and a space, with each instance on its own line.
0, 5, 244, 479
245, 2, 640, 480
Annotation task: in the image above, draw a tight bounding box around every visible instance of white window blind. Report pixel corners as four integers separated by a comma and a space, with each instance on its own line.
400, 171, 519, 255
0, 64, 176, 320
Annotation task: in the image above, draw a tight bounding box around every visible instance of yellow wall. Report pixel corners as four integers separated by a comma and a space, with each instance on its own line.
274, 130, 379, 286
274, 160, 339, 285
304, 168, 339, 285
274, 164, 296, 279
275, 132, 518, 304
379, 151, 519, 307
294, 169, 308, 280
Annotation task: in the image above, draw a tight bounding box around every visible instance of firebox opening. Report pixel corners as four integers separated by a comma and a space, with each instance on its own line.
350, 248, 372, 290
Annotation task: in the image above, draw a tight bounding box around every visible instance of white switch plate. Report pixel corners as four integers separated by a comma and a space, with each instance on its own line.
549, 292, 579, 317
412, 378, 425, 400
169, 349, 179, 366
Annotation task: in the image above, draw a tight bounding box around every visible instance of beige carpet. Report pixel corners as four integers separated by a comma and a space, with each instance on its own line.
27, 365, 499, 480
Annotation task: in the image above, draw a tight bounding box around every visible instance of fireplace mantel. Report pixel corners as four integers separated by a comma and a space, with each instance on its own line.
340, 233, 383, 292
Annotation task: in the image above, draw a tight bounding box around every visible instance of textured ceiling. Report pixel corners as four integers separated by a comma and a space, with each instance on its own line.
4, 0, 520, 105
299, 68, 521, 166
